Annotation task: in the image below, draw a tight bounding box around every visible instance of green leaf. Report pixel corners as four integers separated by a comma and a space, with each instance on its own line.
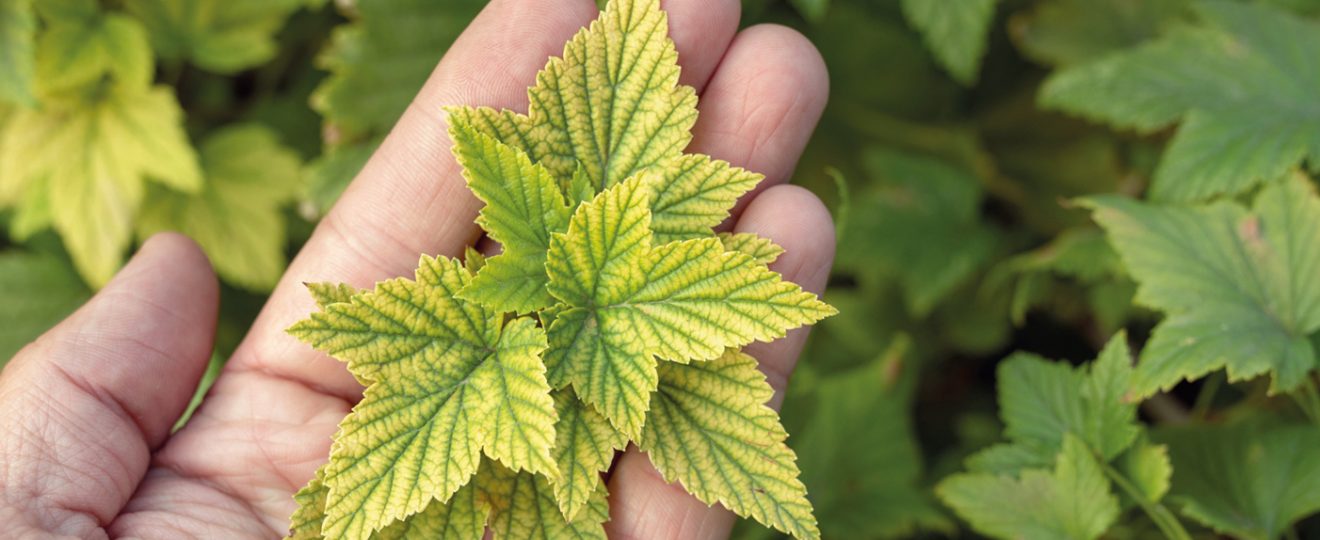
124, 0, 313, 73
0, 85, 202, 286
545, 177, 835, 437
1115, 435, 1172, 504
449, 122, 571, 313
0, 0, 35, 106
306, 0, 485, 212
137, 124, 302, 291
455, 0, 698, 189
36, 6, 153, 94
789, 339, 952, 538
1154, 423, 1320, 540
1085, 174, 1320, 395
548, 388, 626, 521
288, 256, 558, 540
838, 148, 997, 317
900, 0, 998, 85
989, 333, 1139, 467
937, 434, 1120, 540
641, 350, 819, 540
1009, 0, 1188, 68
1041, 1, 1320, 201
287, 463, 489, 540
0, 252, 90, 364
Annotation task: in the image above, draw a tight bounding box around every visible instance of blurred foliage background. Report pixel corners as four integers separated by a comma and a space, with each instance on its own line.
3, 0, 1320, 538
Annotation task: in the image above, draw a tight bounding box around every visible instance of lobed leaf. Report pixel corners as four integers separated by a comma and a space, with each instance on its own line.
1086, 174, 1320, 395
901, 0, 998, 85
640, 350, 819, 540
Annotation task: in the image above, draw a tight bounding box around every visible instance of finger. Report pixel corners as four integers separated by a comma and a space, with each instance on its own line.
231, 0, 744, 402
0, 234, 217, 536
606, 185, 835, 540
687, 25, 830, 224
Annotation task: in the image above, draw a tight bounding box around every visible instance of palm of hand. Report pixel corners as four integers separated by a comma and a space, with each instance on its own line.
0, 1, 832, 538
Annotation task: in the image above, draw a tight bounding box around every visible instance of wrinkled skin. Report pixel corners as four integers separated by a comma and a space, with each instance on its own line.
0, 0, 833, 538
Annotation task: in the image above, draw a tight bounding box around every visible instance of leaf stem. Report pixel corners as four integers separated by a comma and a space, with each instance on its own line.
1190, 372, 1222, 421
1100, 462, 1191, 540
1289, 377, 1320, 425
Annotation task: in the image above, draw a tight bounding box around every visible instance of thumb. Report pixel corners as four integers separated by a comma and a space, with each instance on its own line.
0, 233, 218, 536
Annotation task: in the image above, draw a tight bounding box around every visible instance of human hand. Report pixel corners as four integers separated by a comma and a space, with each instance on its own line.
0, 0, 832, 537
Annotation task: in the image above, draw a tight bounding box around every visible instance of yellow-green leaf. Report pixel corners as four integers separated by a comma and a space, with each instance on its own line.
287, 463, 489, 540
36, 6, 152, 94
125, 0, 316, 73
548, 388, 626, 520
648, 154, 761, 244
719, 232, 783, 266
0, 0, 36, 106
640, 350, 819, 540
545, 178, 835, 437
288, 256, 558, 540
482, 464, 610, 540
0, 85, 201, 286
137, 124, 302, 291
451, 0, 697, 190
449, 121, 571, 313
306, 282, 361, 309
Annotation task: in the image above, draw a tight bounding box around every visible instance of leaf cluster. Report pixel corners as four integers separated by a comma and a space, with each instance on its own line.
284, 1, 834, 538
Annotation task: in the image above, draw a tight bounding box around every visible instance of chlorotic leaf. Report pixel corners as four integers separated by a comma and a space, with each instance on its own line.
288, 256, 558, 540
937, 434, 1120, 540
306, 282, 361, 309
0, 252, 91, 364
647, 154, 761, 244
287, 463, 490, 540
1085, 174, 1320, 395
137, 124, 302, 291
452, 0, 698, 189
640, 350, 819, 540
1041, 1, 1320, 201
548, 389, 626, 521
449, 121, 571, 313
545, 177, 835, 437
0, 0, 36, 106
35, 6, 153, 94
124, 0, 315, 73
482, 464, 610, 540
1154, 424, 1320, 540
900, 0, 998, 85
990, 333, 1139, 467
0, 85, 202, 287
719, 232, 783, 266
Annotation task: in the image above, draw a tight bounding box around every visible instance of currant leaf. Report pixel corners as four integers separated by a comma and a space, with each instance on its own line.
288, 256, 558, 540
640, 350, 818, 540
544, 177, 835, 437
647, 154, 761, 244
124, 0, 317, 73
548, 388, 626, 521
1041, 0, 1320, 201
0, 0, 35, 106
449, 122, 571, 313
450, 0, 697, 189
1086, 174, 1320, 395
900, 0, 998, 85
0, 85, 202, 287
137, 124, 303, 291
938, 434, 1120, 540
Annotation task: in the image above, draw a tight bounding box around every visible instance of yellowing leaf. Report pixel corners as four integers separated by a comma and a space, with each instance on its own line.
647, 154, 761, 244
482, 463, 610, 540
449, 121, 571, 313
0, 85, 201, 286
287, 463, 489, 540
137, 124, 302, 291
35, 4, 152, 94
548, 389, 626, 520
288, 256, 558, 540
640, 350, 819, 540
125, 0, 316, 73
451, 0, 697, 189
306, 282, 361, 309
545, 178, 835, 437
0, 0, 36, 106
719, 232, 783, 266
